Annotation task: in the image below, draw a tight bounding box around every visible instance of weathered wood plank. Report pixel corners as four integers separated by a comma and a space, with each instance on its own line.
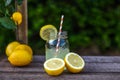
2, 56, 120, 63
0, 62, 120, 73
1, 55, 120, 80
0, 73, 120, 80
0, 56, 120, 73
32, 56, 120, 63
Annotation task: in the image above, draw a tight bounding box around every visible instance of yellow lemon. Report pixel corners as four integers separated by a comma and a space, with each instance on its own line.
12, 12, 22, 25
8, 50, 32, 66
14, 44, 33, 55
64, 52, 85, 73
44, 58, 65, 76
40, 25, 57, 41
16, 18, 22, 25
6, 41, 20, 56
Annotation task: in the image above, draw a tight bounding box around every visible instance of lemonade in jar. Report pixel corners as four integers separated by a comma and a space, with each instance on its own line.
40, 25, 70, 60
45, 31, 70, 60
40, 15, 70, 60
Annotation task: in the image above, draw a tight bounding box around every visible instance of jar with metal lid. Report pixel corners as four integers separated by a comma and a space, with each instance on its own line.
45, 31, 70, 60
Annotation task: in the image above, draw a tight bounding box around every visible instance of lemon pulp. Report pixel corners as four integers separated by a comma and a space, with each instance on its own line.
44, 58, 65, 76
64, 52, 85, 73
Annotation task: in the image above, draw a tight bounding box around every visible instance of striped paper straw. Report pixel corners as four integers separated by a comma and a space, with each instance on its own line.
55, 15, 64, 57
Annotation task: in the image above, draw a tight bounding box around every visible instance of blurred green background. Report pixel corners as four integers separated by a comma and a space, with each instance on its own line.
1, 0, 120, 56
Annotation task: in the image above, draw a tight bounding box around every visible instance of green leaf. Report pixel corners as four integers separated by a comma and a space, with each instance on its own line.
5, 0, 12, 6
0, 2, 6, 15
0, 17, 16, 29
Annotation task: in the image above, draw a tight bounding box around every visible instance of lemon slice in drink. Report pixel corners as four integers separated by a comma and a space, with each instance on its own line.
40, 25, 57, 41
64, 52, 85, 73
44, 58, 65, 76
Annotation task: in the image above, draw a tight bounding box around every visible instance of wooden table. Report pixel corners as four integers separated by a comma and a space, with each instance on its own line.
0, 55, 120, 80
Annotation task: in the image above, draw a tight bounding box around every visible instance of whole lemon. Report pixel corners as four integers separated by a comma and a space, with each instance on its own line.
8, 50, 32, 66
13, 44, 33, 55
12, 12, 22, 25
6, 41, 20, 56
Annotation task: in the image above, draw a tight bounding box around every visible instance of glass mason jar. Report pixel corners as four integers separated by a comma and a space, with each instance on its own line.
45, 31, 70, 60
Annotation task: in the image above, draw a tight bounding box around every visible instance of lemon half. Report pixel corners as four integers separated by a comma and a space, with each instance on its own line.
64, 52, 85, 73
40, 25, 57, 41
44, 58, 65, 76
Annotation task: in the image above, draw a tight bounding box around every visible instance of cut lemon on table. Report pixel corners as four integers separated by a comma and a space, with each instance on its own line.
64, 52, 85, 73
44, 58, 65, 76
40, 25, 57, 41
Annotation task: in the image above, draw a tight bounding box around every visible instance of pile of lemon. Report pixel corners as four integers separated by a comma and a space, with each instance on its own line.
6, 41, 33, 66
40, 25, 85, 76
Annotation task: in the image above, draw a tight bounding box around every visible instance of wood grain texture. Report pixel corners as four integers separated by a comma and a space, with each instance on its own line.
0, 56, 120, 80
0, 73, 120, 80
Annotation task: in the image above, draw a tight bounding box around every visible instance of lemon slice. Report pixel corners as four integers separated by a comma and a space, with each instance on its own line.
64, 52, 85, 73
40, 25, 57, 41
44, 58, 65, 76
